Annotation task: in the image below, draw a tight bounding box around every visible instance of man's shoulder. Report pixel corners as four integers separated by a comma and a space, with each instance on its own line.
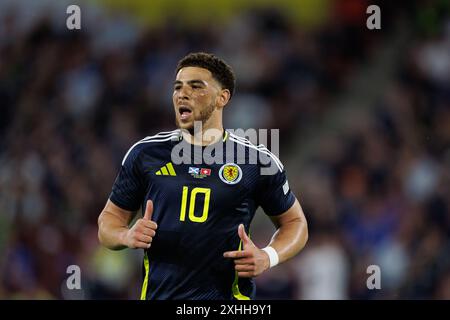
121, 129, 181, 165
226, 132, 284, 173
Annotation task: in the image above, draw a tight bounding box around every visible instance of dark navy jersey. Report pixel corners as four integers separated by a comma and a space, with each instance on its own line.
109, 129, 296, 300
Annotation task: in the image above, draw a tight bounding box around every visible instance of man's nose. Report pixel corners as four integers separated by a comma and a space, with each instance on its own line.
178, 86, 191, 100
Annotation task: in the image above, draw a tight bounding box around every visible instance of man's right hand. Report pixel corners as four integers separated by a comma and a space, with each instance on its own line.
123, 200, 157, 249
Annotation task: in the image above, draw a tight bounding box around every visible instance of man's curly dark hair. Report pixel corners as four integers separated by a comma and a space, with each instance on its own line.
176, 52, 236, 98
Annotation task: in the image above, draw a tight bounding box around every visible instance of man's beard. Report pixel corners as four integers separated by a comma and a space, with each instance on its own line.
175, 103, 216, 135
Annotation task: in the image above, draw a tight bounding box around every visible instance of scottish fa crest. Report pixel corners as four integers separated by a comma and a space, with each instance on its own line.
219, 163, 242, 185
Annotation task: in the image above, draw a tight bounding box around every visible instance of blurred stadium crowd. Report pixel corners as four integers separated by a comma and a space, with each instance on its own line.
0, 0, 448, 299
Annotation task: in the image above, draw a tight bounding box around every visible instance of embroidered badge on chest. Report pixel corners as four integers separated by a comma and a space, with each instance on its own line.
219, 163, 242, 185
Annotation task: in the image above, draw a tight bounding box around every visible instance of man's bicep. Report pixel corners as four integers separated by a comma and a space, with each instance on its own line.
102, 199, 137, 226
269, 198, 305, 229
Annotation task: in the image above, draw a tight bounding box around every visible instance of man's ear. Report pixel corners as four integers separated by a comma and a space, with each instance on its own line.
217, 89, 231, 108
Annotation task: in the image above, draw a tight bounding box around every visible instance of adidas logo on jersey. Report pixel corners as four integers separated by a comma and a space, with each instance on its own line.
156, 162, 176, 176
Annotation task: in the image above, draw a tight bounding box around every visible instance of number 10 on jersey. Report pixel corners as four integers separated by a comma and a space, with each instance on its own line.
179, 187, 211, 223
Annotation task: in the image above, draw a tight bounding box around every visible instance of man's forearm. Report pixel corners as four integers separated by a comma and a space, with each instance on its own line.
268, 200, 308, 264
98, 211, 129, 250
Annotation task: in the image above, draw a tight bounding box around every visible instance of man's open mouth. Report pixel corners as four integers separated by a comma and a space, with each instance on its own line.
178, 106, 193, 120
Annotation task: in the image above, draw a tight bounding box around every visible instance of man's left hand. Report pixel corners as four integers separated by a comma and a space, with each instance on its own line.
223, 224, 270, 278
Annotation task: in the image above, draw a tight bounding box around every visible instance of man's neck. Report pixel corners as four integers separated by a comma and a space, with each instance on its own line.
182, 126, 224, 146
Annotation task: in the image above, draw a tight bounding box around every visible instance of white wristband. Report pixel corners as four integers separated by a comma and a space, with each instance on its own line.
262, 246, 279, 268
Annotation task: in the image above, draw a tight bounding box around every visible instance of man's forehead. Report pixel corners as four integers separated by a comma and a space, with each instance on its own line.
175, 66, 212, 81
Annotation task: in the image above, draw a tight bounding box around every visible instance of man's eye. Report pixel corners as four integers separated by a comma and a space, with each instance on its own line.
192, 85, 201, 89
174, 86, 181, 90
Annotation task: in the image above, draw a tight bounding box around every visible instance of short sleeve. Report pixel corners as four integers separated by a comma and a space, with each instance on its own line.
257, 167, 296, 216
109, 145, 145, 212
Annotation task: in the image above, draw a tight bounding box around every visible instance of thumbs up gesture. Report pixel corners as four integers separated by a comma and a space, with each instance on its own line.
124, 200, 158, 249
223, 224, 270, 278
